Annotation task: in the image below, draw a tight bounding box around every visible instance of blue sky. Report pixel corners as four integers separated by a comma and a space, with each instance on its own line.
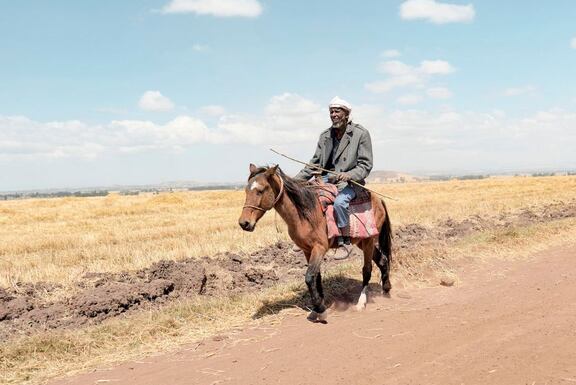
1, 0, 576, 190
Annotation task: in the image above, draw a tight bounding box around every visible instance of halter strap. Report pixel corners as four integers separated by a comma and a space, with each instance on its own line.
243, 173, 285, 212
242, 204, 267, 212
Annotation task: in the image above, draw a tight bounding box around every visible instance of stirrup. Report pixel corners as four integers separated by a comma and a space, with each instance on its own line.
333, 244, 352, 260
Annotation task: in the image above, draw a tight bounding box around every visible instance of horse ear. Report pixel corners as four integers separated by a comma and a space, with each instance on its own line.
266, 164, 279, 176
249, 163, 258, 174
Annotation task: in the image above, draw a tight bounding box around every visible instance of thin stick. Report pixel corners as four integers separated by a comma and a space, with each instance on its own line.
270, 148, 398, 201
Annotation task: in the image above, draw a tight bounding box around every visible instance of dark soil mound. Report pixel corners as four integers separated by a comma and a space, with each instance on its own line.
0, 242, 301, 339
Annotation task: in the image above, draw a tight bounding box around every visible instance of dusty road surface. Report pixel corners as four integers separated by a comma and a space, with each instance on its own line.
52, 245, 576, 385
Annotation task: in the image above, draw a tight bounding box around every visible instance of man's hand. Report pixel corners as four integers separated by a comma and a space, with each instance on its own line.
336, 172, 352, 182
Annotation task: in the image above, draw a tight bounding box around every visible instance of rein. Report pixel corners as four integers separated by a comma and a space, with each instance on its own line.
243, 174, 285, 212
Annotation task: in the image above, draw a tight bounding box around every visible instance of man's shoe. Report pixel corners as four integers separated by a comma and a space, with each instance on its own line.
336, 235, 351, 246
333, 243, 352, 260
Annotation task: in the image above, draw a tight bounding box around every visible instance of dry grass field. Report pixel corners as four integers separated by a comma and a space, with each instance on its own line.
1, 175, 576, 384
2, 176, 575, 290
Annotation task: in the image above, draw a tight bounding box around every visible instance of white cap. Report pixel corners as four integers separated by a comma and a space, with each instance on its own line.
329, 96, 352, 112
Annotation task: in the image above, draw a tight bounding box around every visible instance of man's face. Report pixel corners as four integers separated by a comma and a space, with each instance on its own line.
330, 107, 349, 129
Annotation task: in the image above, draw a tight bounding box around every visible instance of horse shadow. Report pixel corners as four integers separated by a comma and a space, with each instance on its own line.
252, 274, 385, 320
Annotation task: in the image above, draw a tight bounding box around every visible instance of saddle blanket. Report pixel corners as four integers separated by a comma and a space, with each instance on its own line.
314, 182, 379, 240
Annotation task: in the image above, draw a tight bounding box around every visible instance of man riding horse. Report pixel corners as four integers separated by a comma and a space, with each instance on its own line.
239, 98, 390, 319
294, 96, 373, 260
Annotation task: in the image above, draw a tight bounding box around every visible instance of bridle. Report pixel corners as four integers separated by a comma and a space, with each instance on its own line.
242, 173, 285, 212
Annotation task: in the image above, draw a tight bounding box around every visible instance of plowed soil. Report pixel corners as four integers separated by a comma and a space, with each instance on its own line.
1, 200, 576, 342
49, 244, 576, 385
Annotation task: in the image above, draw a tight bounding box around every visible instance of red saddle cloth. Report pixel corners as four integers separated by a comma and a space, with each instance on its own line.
311, 180, 379, 240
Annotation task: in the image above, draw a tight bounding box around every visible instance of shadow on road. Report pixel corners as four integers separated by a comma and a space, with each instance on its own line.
252, 275, 385, 319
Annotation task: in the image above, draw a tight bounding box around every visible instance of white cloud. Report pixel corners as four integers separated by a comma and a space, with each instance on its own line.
400, 0, 475, 24
219, 93, 325, 145
367, 59, 455, 93
369, 108, 576, 173
199, 105, 226, 117
334, 107, 575, 175
365, 75, 422, 93
0, 114, 223, 160
111, 116, 213, 145
0, 116, 106, 159
379, 60, 414, 76
379, 59, 455, 76
162, 0, 262, 17
427, 87, 453, 99
3, 103, 576, 176
503, 85, 537, 97
571, 37, 576, 49
138, 91, 175, 112
266, 93, 321, 116
0, 93, 327, 160
382, 49, 401, 58
419, 60, 455, 75
397, 94, 423, 105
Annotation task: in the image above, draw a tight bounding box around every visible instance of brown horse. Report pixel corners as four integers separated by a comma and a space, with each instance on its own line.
238, 164, 392, 322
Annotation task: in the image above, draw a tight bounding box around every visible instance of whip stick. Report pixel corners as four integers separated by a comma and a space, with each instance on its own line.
269, 148, 398, 201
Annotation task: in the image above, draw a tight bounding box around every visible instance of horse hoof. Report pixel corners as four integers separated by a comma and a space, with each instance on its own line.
355, 287, 368, 311
307, 311, 318, 321
307, 310, 328, 323
383, 281, 392, 293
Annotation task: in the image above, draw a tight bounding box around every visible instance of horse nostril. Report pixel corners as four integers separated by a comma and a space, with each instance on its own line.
239, 220, 248, 230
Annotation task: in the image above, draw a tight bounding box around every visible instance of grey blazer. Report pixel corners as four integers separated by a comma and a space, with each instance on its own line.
295, 121, 373, 191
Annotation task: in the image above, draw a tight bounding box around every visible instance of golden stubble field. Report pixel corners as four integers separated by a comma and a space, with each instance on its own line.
1, 175, 576, 385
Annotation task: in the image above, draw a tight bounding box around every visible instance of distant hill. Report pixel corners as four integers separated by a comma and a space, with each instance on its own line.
0, 180, 244, 201
367, 170, 427, 184
5, 168, 574, 201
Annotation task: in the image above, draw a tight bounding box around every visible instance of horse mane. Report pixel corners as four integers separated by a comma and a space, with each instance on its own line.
249, 165, 318, 222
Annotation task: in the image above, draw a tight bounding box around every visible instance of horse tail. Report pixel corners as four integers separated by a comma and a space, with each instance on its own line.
373, 198, 392, 293
379, 199, 392, 263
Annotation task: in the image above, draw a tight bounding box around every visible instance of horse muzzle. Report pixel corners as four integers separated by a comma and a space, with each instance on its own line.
238, 220, 255, 232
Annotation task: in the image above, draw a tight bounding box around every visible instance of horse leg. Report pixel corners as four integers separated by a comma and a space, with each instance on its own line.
315, 271, 324, 301
373, 243, 392, 295
376, 199, 392, 295
356, 240, 373, 311
305, 248, 327, 322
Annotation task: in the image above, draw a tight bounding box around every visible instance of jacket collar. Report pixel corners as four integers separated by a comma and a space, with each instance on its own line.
345, 121, 354, 134
333, 122, 353, 162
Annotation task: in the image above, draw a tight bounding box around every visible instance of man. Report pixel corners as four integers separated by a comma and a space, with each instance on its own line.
295, 96, 373, 260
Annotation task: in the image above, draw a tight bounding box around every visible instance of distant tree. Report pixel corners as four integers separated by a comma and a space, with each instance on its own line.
457, 175, 488, 180
430, 175, 451, 181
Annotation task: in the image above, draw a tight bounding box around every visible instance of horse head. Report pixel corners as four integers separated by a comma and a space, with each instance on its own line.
238, 163, 281, 232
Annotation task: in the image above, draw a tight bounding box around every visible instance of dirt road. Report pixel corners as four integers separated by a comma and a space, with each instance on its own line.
51, 245, 576, 385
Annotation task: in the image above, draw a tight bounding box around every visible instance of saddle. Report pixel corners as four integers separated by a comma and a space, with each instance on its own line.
310, 178, 379, 240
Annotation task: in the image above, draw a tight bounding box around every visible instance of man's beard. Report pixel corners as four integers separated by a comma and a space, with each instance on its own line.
331, 119, 348, 129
